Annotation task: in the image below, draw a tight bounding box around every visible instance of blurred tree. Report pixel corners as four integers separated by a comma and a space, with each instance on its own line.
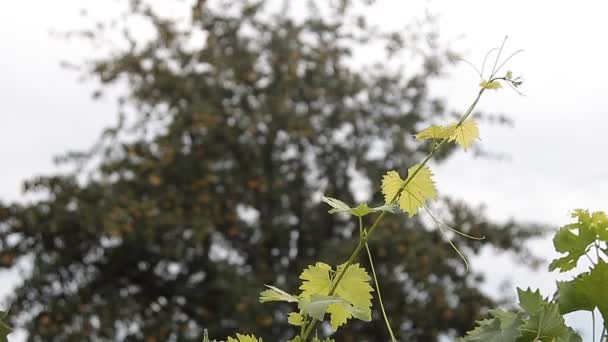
0, 0, 541, 341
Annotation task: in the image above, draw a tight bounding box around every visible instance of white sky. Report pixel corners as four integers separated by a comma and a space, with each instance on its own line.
1, 0, 607, 340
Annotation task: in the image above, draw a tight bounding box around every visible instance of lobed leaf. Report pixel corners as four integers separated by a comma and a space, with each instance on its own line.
287, 312, 304, 326
398, 165, 438, 217
298, 262, 373, 331
447, 120, 480, 151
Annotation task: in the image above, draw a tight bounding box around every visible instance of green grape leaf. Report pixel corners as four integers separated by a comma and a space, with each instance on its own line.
556, 328, 583, 342
480, 80, 502, 90
517, 288, 546, 315
460, 310, 524, 342
578, 261, 608, 322
549, 209, 602, 272
299, 262, 332, 297
259, 285, 299, 303
321, 196, 397, 217
415, 125, 451, 141
447, 120, 480, 151
574, 209, 608, 241
515, 288, 577, 342
0, 311, 10, 342
556, 277, 594, 315
227, 334, 263, 342
287, 312, 304, 326
491, 309, 525, 341
517, 303, 570, 342
459, 318, 502, 342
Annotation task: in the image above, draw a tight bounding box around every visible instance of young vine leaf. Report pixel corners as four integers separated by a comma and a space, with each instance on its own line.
321, 196, 397, 217
549, 209, 608, 272
299, 262, 333, 295
415, 120, 480, 151
381, 165, 437, 217
287, 312, 305, 326
227, 334, 263, 342
415, 125, 451, 140
259, 285, 299, 303
299, 262, 373, 330
480, 80, 502, 90
447, 120, 480, 151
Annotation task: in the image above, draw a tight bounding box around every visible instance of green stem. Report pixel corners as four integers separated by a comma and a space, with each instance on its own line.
365, 241, 397, 342
299, 85, 488, 341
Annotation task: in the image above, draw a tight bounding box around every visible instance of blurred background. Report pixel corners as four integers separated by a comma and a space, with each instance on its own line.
0, 0, 606, 341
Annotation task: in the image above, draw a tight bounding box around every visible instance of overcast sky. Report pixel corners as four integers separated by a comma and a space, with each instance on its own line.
1, 1, 607, 340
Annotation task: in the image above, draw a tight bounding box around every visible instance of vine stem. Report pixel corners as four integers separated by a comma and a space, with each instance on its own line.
299, 84, 489, 341
361, 216, 397, 342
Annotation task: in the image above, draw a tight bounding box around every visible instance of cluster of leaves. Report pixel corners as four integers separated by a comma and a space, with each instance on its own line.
461, 288, 581, 341
193, 42, 528, 341
260, 261, 373, 334
462, 209, 608, 341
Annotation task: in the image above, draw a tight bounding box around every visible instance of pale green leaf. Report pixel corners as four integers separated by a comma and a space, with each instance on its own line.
259, 285, 299, 303
381, 170, 405, 204
415, 125, 451, 141
447, 120, 479, 151
299, 262, 332, 297
326, 303, 350, 330
480, 80, 502, 90
397, 165, 438, 217
381, 165, 438, 217
322, 196, 397, 217
321, 196, 351, 214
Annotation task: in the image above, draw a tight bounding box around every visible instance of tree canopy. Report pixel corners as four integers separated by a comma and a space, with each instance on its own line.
0, 1, 542, 340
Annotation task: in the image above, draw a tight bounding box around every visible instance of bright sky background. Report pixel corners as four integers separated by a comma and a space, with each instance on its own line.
1, 0, 607, 340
